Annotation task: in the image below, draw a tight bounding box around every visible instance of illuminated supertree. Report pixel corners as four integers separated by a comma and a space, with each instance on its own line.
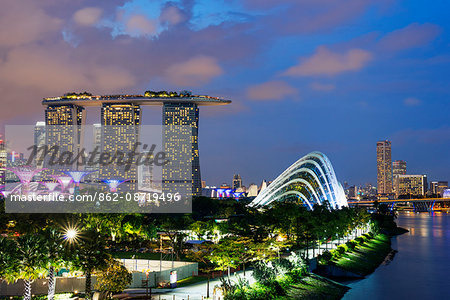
65, 171, 91, 187
0, 190, 11, 198
7, 166, 45, 194
215, 188, 226, 198
52, 176, 73, 193
224, 189, 233, 198
0, 185, 5, 198
42, 182, 60, 193
232, 192, 244, 200
103, 179, 128, 192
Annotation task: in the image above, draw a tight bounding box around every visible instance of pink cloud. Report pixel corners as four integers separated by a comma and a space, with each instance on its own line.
377, 23, 441, 52
73, 7, 103, 26
247, 80, 297, 101
0, 45, 137, 92
126, 14, 157, 36
283, 46, 372, 76
164, 56, 223, 87
160, 5, 185, 26
0, 0, 62, 47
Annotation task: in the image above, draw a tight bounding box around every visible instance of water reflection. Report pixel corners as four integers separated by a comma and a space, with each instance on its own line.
343, 212, 450, 299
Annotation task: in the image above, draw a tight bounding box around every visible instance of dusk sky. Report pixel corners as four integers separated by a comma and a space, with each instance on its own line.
0, 0, 449, 186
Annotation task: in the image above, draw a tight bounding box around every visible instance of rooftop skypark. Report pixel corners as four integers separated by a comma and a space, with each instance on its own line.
43, 90, 231, 106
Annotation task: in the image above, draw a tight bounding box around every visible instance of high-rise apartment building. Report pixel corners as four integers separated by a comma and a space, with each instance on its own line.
377, 140, 393, 195
232, 174, 242, 190
395, 174, 428, 197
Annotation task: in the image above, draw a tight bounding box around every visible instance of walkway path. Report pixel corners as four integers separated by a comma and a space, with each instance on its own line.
124, 229, 369, 300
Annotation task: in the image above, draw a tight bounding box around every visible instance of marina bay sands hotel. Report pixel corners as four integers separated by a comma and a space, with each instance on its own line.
41, 91, 231, 195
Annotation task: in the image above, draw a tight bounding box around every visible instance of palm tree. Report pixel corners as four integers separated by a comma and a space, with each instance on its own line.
43, 228, 66, 300
0, 237, 20, 284
16, 234, 48, 300
71, 228, 110, 300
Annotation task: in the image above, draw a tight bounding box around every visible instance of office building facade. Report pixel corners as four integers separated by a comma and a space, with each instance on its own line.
393, 160, 407, 197
393, 160, 407, 176
232, 174, 242, 190
395, 174, 428, 197
430, 181, 449, 196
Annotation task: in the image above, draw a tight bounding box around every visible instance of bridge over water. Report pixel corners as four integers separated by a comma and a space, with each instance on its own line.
348, 198, 450, 212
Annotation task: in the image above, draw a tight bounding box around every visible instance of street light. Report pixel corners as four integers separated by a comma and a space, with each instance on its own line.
63, 227, 79, 243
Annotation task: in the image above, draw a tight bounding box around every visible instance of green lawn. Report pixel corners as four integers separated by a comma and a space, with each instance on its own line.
282, 274, 349, 300
176, 276, 208, 288
333, 234, 391, 276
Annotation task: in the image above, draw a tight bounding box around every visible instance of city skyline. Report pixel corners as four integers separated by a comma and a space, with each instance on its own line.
0, 0, 449, 186
1, 2, 450, 300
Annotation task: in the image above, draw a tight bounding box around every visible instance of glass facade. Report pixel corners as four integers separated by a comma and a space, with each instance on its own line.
44, 105, 85, 174
100, 104, 141, 191
377, 140, 393, 195
249, 151, 348, 210
163, 103, 201, 196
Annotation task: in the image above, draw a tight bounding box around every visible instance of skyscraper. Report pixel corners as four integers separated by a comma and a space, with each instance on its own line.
392, 160, 406, 197
34, 121, 46, 168
232, 174, 242, 190
42, 92, 231, 196
100, 104, 141, 189
0, 137, 5, 186
393, 160, 407, 176
163, 102, 201, 196
377, 140, 393, 195
44, 104, 85, 173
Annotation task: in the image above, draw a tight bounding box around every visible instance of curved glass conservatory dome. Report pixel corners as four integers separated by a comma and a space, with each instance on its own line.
249, 151, 348, 210
443, 189, 450, 198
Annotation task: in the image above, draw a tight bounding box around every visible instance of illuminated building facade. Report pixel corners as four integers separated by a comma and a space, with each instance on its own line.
163, 102, 201, 196
233, 174, 242, 190
377, 140, 393, 195
393, 160, 407, 196
393, 160, 407, 176
249, 152, 348, 210
395, 174, 428, 197
34, 121, 46, 168
42, 92, 231, 195
430, 181, 449, 196
44, 104, 85, 174
0, 137, 5, 186
100, 104, 141, 190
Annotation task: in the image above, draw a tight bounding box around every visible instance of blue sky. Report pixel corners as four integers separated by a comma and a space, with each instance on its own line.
0, 0, 449, 186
